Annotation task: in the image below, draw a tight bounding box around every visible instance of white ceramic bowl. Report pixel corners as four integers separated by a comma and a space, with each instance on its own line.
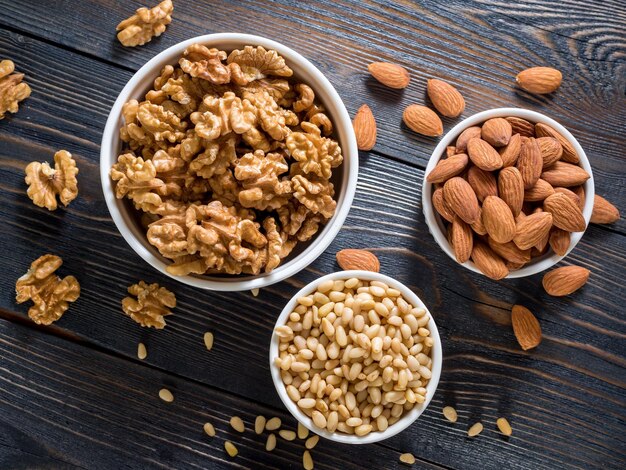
269, 270, 442, 444
422, 108, 594, 279
100, 34, 358, 291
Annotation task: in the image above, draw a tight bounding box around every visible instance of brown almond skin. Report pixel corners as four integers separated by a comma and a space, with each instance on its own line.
506, 117, 535, 137
554, 187, 580, 208
524, 179, 555, 202
488, 238, 531, 264
482, 196, 516, 243
451, 216, 473, 263
467, 166, 497, 202
481, 118, 512, 148
591, 195, 620, 224
427, 153, 469, 183
403, 105, 443, 136
470, 208, 487, 235
353, 104, 377, 151
549, 228, 571, 256
443, 177, 480, 225
368, 62, 410, 89
535, 123, 578, 163
446, 146, 457, 158
336, 249, 380, 272
543, 193, 586, 232
498, 167, 524, 217
572, 185, 586, 211
541, 161, 590, 187
427, 79, 465, 118
467, 138, 503, 171
455, 126, 482, 153
516, 137, 543, 189
499, 133, 522, 167
536, 137, 563, 168
542, 266, 590, 296
513, 212, 553, 250
511, 305, 542, 350
471, 242, 509, 280
516, 67, 562, 94
433, 187, 456, 223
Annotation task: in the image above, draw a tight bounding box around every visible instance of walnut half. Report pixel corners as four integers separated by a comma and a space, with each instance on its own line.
25, 150, 79, 211
116, 0, 173, 47
121, 281, 176, 329
0, 59, 31, 119
15, 254, 80, 325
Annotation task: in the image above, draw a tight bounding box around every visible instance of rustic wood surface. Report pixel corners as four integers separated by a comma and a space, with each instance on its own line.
0, 1, 624, 469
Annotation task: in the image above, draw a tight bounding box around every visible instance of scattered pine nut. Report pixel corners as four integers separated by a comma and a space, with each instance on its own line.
305, 435, 319, 450
137, 342, 147, 360
255, 415, 266, 435
230, 416, 245, 433
400, 452, 416, 465
266, 417, 281, 431
497, 417, 513, 436
279, 429, 296, 441
298, 422, 309, 439
158, 388, 174, 403
251, 288, 259, 297
203, 422, 216, 437
468, 422, 483, 437
442, 406, 458, 423
303, 450, 314, 470
266, 433, 277, 451
203, 332, 214, 351
224, 441, 238, 457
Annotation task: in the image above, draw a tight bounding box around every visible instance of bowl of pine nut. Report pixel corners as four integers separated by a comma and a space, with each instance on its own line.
269, 271, 442, 444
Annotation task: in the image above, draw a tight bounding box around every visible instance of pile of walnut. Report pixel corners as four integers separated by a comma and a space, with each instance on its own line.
0, 59, 31, 119
110, 44, 343, 276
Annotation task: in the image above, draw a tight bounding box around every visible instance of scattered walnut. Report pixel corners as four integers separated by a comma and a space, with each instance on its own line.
116, 0, 173, 47
121, 281, 176, 329
25, 150, 79, 211
0, 59, 31, 120
15, 254, 80, 325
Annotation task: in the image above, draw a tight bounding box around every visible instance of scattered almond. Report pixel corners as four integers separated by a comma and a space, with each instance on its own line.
336, 249, 380, 272
427, 78, 465, 117
543, 193, 586, 232
403, 104, 443, 136
542, 266, 590, 296
481, 118, 512, 148
511, 305, 541, 350
516, 67, 562, 94
353, 104, 377, 151
368, 62, 410, 89
427, 153, 469, 183
591, 195, 619, 224
497, 417, 513, 436
535, 123, 578, 163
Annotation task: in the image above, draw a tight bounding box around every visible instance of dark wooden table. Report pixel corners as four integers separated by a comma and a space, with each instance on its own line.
1, 1, 624, 468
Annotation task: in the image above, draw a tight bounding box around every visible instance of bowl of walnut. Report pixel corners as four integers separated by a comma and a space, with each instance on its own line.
101, 34, 358, 290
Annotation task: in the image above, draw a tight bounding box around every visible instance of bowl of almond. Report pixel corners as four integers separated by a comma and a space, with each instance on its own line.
422, 108, 594, 279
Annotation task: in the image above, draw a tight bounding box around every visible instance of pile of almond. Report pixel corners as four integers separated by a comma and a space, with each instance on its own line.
427, 116, 591, 280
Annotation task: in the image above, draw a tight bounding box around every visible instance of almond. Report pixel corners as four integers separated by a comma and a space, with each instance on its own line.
451, 216, 473, 263
535, 123, 578, 163
549, 228, 570, 256
535, 226, 550, 253
554, 187, 580, 208
488, 238, 531, 264
498, 167, 524, 216
403, 105, 443, 137
542, 265, 590, 296
467, 166, 497, 202
432, 187, 456, 223
541, 161, 590, 187
427, 79, 465, 117
505, 117, 535, 137
481, 118, 512, 148
470, 208, 487, 235
367, 62, 410, 89
353, 104, 377, 151
513, 212, 553, 250
536, 136, 562, 167
516, 67, 562, 94
523, 179, 555, 202
572, 185, 586, 211
543, 192, 586, 232
455, 126, 482, 153
499, 133, 522, 167
511, 305, 541, 350
467, 138, 503, 171
446, 146, 457, 158
336, 249, 380, 272
443, 177, 480, 224
471, 242, 509, 280
427, 153, 469, 183
516, 137, 542, 189
482, 196, 516, 243
591, 195, 620, 224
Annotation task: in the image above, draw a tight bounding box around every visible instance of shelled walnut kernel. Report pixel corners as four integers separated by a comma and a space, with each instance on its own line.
25, 150, 79, 211
274, 278, 434, 437
121, 281, 176, 329
0, 59, 31, 119
116, 0, 173, 47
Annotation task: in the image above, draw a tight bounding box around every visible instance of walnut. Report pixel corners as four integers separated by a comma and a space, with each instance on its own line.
0, 59, 31, 119
137, 102, 187, 142
286, 121, 342, 179
110, 153, 164, 213
227, 46, 293, 85
166, 254, 210, 276
293, 84, 314, 113
263, 217, 296, 272
237, 78, 291, 103
235, 150, 292, 210
188, 134, 238, 179
292, 174, 337, 218
246, 91, 297, 141
121, 281, 176, 329
190, 92, 250, 139
147, 211, 188, 258
116, 0, 173, 47
277, 201, 324, 241
25, 150, 79, 211
179, 44, 230, 84
15, 254, 80, 325
208, 169, 240, 203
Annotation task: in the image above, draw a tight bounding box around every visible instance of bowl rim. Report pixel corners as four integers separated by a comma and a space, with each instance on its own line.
421, 107, 595, 279
100, 33, 358, 291
268, 270, 443, 444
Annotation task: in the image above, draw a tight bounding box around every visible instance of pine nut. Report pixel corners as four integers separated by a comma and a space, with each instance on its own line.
158, 388, 173, 403
400, 453, 416, 465
303, 450, 314, 470
203, 332, 214, 350
497, 417, 512, 436
266, 417, 281, 431
298, 398, 317, 409
468, 422, 483, 437
312, 410, 327, 429
224, 441, 238, 457
265, 433, 276, 451
355, 424, 373, 436
279, 429, 296, 441
255, 416, 266, 434
443, 406, 457, 423
297, 422, 309, 439
230, 416, 245, 433
203, 422, 215, 437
